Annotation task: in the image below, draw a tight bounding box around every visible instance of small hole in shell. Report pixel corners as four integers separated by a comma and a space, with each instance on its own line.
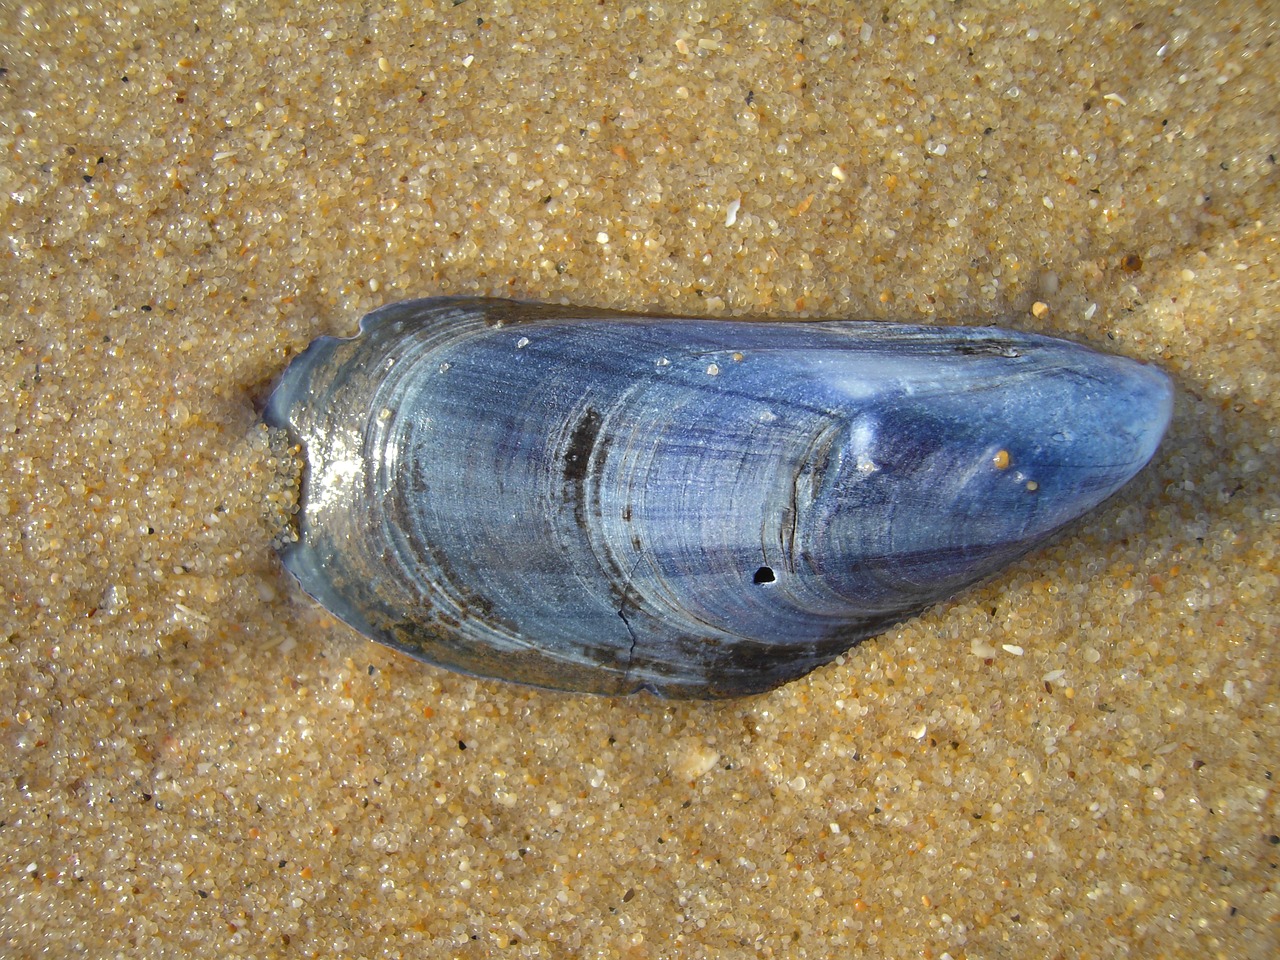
753, 566, 776, 585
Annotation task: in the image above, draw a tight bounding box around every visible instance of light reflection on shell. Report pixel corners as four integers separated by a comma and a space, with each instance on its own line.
264, 297, 1172, 698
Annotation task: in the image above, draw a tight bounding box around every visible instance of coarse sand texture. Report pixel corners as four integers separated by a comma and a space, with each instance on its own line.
1, 3, 1276, 958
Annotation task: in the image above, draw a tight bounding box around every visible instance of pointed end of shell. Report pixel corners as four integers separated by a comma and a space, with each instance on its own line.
1127, 360, 1175, 473
1075, 354, 1174, 500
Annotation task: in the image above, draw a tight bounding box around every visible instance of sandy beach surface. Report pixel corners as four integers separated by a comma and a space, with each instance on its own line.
1, 2, 1276, 956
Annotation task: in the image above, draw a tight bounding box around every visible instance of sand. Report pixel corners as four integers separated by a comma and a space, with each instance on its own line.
1, 2, 1276, 957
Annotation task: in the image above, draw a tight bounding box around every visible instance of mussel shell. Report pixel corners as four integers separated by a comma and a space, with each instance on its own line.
264, 298, 1172, 698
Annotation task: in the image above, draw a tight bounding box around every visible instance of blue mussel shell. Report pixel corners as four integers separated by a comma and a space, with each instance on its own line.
265, 298, 1172, 698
